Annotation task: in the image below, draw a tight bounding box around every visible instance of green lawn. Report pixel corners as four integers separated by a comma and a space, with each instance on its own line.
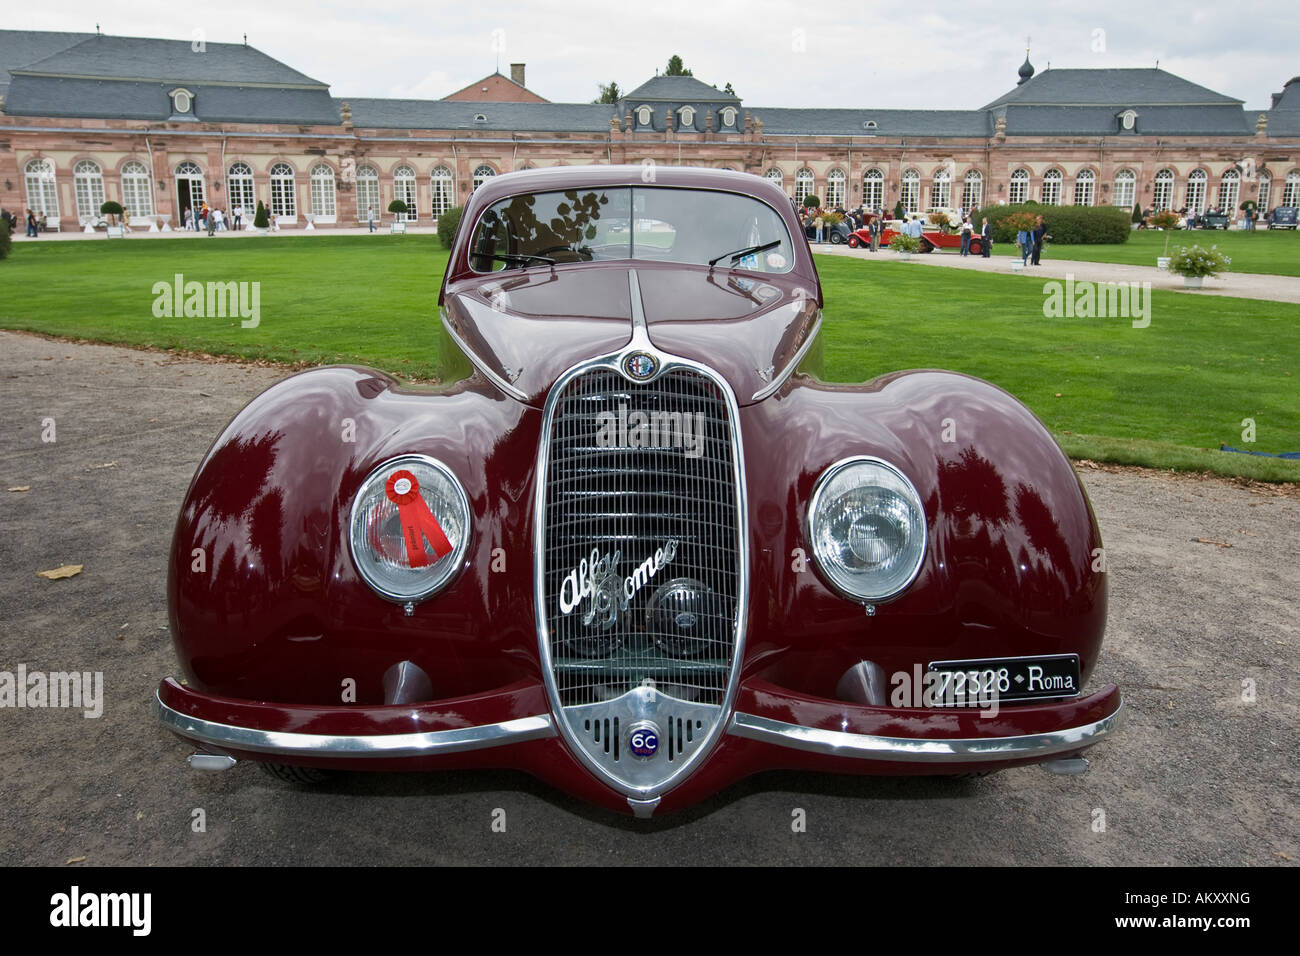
985, 227, 1300, 277
1, 235, 1296, 480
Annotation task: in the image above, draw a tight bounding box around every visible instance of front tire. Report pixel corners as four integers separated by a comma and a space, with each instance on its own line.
848, 235, 860, 248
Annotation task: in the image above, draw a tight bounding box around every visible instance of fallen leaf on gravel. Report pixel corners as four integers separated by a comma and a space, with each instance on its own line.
136, 812, 143, 821
87, 461, 117, 470
8, 486, 30, 492
66, 856, 85, 865
1279, 852, 1292, 860
37, 564, 83, 580
1193, 537, 1232, 548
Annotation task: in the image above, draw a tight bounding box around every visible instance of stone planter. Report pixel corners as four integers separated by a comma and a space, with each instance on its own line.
105, 225, 125, 239
390, 221, 407, 234
896, 251, 911, 260
1181, 275, 1204, 289
1156, 256, 1171, 270
1010, 260, 1025, 273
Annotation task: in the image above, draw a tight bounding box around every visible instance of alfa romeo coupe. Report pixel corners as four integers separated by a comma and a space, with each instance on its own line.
156, 165, 1121, 817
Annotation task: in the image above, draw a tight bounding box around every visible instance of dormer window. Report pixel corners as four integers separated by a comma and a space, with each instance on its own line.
678, 106, 696, 128
1120, 109, 1137, 131
170, 88, 193, 114
474, 113, 487, 123
720, 106, 737, 127
863, 120, 878, 129
636, 105, 653, 127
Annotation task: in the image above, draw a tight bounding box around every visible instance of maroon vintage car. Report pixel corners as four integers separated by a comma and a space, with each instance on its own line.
157, 165, 1120, 818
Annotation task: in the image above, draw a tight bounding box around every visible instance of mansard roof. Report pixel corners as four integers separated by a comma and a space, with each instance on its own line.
983, 67, 1242, 109
0, 29, 94, 97
341, 98, 616, 131
623, 74, 739, 103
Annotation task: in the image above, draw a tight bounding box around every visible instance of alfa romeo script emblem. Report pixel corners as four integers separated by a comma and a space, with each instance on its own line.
622, 351, 658, 381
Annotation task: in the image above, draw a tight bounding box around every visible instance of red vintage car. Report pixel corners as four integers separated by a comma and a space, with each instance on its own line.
848, 218, 986, 254
157, 166, 1120, 818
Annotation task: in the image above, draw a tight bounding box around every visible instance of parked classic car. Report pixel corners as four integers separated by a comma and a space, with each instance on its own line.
157, 166, 1121, 818
803, 216, 852, 244
847, 217, 985, 254
1267, 206, 1298, 229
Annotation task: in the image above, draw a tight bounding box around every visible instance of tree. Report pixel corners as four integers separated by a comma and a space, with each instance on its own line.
593, 81, 622, 104
1131, 202, 1143, 224
665, 55, 692, 77
803, 194, 821, 209
99, 200, 123, 225
253, 200, 269, 228
893, 200, 905, 220
722, 82, 735, 96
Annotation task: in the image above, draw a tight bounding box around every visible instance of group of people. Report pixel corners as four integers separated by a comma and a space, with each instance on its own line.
9, 209, 50, 236
1016, 215, 1047, 266
182, 203, 245, 235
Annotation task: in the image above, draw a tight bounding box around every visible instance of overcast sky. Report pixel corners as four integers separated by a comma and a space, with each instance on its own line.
12, 0, 1298, 112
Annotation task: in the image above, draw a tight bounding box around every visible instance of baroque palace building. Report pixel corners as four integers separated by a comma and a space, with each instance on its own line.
2, 28, 1298, 231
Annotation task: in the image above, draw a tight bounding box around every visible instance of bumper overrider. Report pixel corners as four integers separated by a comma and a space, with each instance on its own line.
155, 676, 1121, 816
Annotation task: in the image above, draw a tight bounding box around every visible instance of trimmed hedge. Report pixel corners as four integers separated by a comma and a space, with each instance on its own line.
0, 216, 11, 260
972, 202, 1132, 244
437, 206, 463, 249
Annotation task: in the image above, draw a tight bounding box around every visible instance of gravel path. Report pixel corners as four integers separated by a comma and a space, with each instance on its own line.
1, 330, 1295, 865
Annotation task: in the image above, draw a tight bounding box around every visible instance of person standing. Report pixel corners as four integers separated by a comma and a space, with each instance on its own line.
1031, 215, 1045, 265
368, 205, 375, 233
1017, 224, 1030, 265
207, 207, 218, 236
959, 216, 973, 256
26, 209, 38, 237
869, 215, 880, 252
980, 217, 992, 258
182, 206, 192, 231
233, 205, 243, 231
814, 212, 824, 244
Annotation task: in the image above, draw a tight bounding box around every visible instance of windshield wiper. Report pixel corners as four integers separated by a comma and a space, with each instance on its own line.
486, 252, 556, 266
708, 240, 781, 268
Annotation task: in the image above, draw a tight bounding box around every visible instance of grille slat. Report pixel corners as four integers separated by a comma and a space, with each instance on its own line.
541, 367, 741, 707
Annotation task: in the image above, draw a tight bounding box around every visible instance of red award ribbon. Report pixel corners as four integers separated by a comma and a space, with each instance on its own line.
384, 470, 454, 568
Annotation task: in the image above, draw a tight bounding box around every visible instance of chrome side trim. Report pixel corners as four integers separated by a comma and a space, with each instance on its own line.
440, 305, 529, 402
750, 308, 823, 402
155, 692, 555, 759
727, 700, 1122, 763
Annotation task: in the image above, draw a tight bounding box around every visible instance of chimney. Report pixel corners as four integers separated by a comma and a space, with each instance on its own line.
510, 63, 526, 88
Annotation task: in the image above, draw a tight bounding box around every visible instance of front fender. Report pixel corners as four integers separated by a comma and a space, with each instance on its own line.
739, 368, 1106, 699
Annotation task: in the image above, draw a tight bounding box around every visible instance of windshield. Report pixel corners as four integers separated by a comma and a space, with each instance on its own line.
469, 186, 794, 274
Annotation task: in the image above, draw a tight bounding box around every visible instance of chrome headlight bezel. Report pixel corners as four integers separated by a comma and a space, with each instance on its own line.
348, 454, 471, 604
807, 455, 927, 603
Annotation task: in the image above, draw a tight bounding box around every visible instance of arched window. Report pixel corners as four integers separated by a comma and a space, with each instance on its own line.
1113, 169, 1137, 211
825, 168, 846, 209
393, 165, 417, 221
1153, 168, 1175, 210
636, 105, 652, 127
794, 168, 815, 205
962, 169, 983, 210
1219, 168, 1240, 213
901, 169, 920, 214
355, 165, 380, 221
310, 163, 336, 221
720, 106, 737, 127
862, 168, 884, 211
764, 167, 783, 187
120, 160, 153, 218
678, 106, 695, 128
74, 160, 105, 220
227, 162, 254, 217
472, 164, 496, 192
1008, 168, 1029, 205
1186, 169, 1208, 214
1282, 170, 1300, 208
1041, 168, 1063, 205
1257, 172, 1272, 212
269, 162, 296, 219
174, 160, 205, 215
932, 167, 952, 208
1074, 168, 1096, 206
24, 158, 59, 220
431, 165, 454, 218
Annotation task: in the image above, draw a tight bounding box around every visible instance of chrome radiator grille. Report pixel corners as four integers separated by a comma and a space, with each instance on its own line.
540, 367, 741, 708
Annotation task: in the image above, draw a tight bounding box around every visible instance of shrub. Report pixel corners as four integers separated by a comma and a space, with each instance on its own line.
889, 232, 920, 253
387, 199, 409, 215
822, 211, 844, 226
100, 200, 124, 224
437, 205, 463, 249
1131, 202, 1143, 224
0, 216, 11, 261
971, 203, 1131, 244
1169, 244, 1231, 278
802, 194, 821, 209
892, 201, 905, 220
253, 201, 269, 228
1146, 211, 1182, 254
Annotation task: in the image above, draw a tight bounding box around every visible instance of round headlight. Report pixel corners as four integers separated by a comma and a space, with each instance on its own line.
808, 456, 926, 602
348, 454, 471, 603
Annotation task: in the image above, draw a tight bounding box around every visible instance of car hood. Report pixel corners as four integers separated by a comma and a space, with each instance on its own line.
442, 264, 822, 407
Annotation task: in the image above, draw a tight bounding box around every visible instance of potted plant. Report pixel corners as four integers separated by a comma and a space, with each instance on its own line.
802, 194, 821, 211
889, 232, 920, 259
1168, 244, 1230, 289
1147, 211, 1182, 268
100, 200, 125, 238
388, 199, 409, 234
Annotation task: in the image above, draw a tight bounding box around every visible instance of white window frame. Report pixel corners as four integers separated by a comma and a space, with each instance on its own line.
1153, 168, 1175, 210
74, 160, 106, 221
1257, 172, 1271, 212
227, 162, 255, 219
1185, 169, 1208, 214
1041, 168, 1063, 206
720, 106, 737, 127
120, 160, 154, 218
1283, 171, 1300, 208
932, 168, 952, 208
862, 168, 884, 211
175, 160, 205, 216
1008, 168, 1029, 205
309, 163, 336, 222
472, 164, 496, 194
678, 106, 695, 128
1219, 169, 1240, 213
636, 105, 652, 127
764, 167, 783, 188
901, 169, 920, 214
961, 169, 983, 210
269, 162, 297, 221
794, 168, 815, 205
825, 168, 846, 209
393, 165, 418, 221
24, 158, 60, 220
431, 165, 454, 218
1073, 168, 1095, 207
1113, 169, 1136, 211
356, 165, 380, 222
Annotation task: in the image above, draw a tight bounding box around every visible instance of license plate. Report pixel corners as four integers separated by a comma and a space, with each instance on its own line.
926, 654, 1081, 705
